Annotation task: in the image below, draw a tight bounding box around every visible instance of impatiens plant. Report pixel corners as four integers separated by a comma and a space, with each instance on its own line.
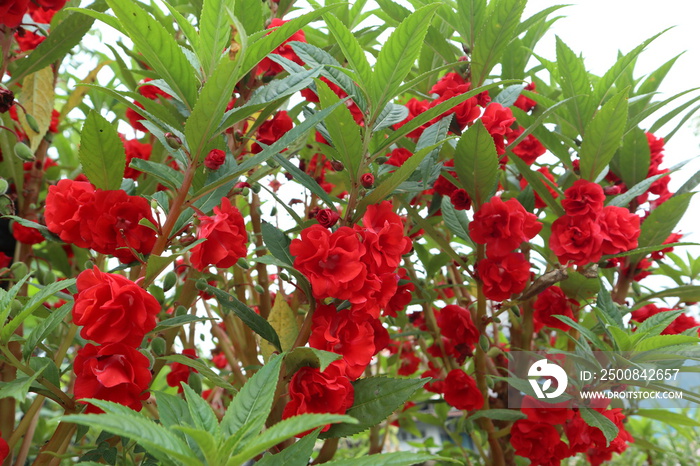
1, 0, 700, 464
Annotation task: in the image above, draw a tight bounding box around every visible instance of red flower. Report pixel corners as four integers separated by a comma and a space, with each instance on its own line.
73, 267, 161, 346
469, 196, 542, 257
510, 128, 546, 165
521, 396, 574, 425
393, 98, 431, 139
125, 101, 148, 133
481, 103, 516, 155
315, 208, 340, 229
190, 197, 248, 271
251, 110, 293, 153
74, 343, 152, 413
360, 173, 374, 188
433, 159, 458, 197
82, 189, 157, 263
437, 305, 479, 352
309, 303, 387, 379
519, 166, 558, 209
0, 431, 7, 462
561, 180, 605, 217
12, 219, 45, 244
477, 253, 530, 301
550, 214, 604, 266
256, 19, 306, 76
511, 419, 571, 466
282, 362, 354, 433
166, 348, 198, 392
599, 206, 640, 255
291, 225, 366, 301
358, 201, 412, 274
443, 369, 484, 411
533, 286, 576, 332
34, 0, 66, 9
421, 362, 445, 394
45, 179, 96, 248
14, 29, 45, 51
0, 0, 29, 28
0, 252, 10, 269
386, 147, 413, 167
122, 137, 152, 179
138, 78, 170, 100
565, 409, 632, 465
204, 149, 226, 170
631, 304, 700, 335
513, 82, 537, 112
384, 268, 414, 317
449, 188, 472, 210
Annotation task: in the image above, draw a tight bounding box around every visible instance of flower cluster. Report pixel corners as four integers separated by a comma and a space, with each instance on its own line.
550, 180, 640, 266
72, 267, 160, 412
470, 196, 542, 301
45, 179, 157, 263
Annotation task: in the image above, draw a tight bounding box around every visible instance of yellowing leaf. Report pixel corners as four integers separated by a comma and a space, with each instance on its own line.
260, 292, 298, 361
18, 66, 54, 151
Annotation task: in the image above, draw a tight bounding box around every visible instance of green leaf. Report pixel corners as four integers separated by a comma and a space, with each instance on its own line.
323, 13, 373, 92
553, 316, 609, 351
1, 279, 77, 344
261, 222, 294, 266
159, 355, 236, 392
204, 284, 282, 351
248, 67, 322, 106
320, 377, 428, 438
629, 193, 693, 266
0, 275, 31, 330
325, 452, 449, 466
454, 120, 499, 207
22, 302, 72, 360
440, 197, 473, 246
579, 90, 629, 181
635, 334, 699, 352
641, 285, 700, 304
616, 127, 650, 189
181, 384, 220, 436
579, 407, 619, 446
605, 172, 667, 208
597, 287, 623, 329
509, 153, 565, 216
353, 141, 448, 221
555, 36, 592, 134
17, 66, 55, 152
674, 169, 700, 197
0, 367, 45, 401
374, 103, 409, 131
161, 1, 200, 56
273, 154, 337, 209
107, 0, 199, 109
199, 0, 236, 76
316, 79, 364, 181
456, 0, 486, 51
228, 414, 355, 465
153, 315, 211, 333
78, 110, 126, 190
64, 403, 201, 465
10, 1, 107, 83
285, 347, 342, 375
255, 429, 320, 466
470, 0, 526, 85
155, 391, 194, 431
469, 409, 526, 422
635, 409, 700, 427
220, 354, 283, 438
371, 4, 440, 113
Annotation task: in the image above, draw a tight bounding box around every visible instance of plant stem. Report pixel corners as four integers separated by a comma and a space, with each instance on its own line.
250, 194, 271, 319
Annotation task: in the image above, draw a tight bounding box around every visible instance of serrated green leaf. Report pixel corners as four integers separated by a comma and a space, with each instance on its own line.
371, 4, 439, 113
635, 334, 699, 352
64, 406, 201, 465
316, 79, 364, 181
323, 13, 373, 92
228, 414, 355, 465
261, 222, 294, 266
22, 302, 72, 360
78, 110, 126, 190
181, 384, 220, 436
272, 154, 336, 209
107, 0, 199, 109
285, 347, 342, 375
635, 409, 700, 427
456, 0, 486, 51
470, 0, 526, 85
454, 119, 499, 208
220, 354, 283, 439
205, 284, 281, 351
675, 169, 700, 197
579, 407, 619, 446
320, 377, 428, 438
615, 127, 650, 189
0, 367, 45, 401
555, 36, 591, 134
153, 315, 211, 333
579, 90, 629, 181
199, 0, 235, 75
155, 391, 194, 431
641, 285, 700, 304
10, 1, 107, 83
629, 193, 693, 266
255, 429, 320, 466
326, 451, 449, 466
129, 158, 183, 190
440, 197, 473, 246
597, 287, 623, 329
553, 316, 609, 351
374, 103, 409, 131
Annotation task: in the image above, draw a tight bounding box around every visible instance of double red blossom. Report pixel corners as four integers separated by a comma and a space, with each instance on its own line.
251, 111, 293, 154
256, 19, 306, 76
73, 343, 152, 413
190, 197, 248, 271
511, 419, 571, 466
533, 286, 576, 332
477, 253, 531, 301
73, 267, 161, 346
443, 369, 483, 411
469, 196, 542, 257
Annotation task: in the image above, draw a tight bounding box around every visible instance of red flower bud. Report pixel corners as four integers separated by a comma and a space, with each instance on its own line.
204, 149, 226, 170
604, 185, 622, 195
316, 208, 340, 228
331, 160, 344, 171
360, 173, 374, 188
0, 87, 15, 113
